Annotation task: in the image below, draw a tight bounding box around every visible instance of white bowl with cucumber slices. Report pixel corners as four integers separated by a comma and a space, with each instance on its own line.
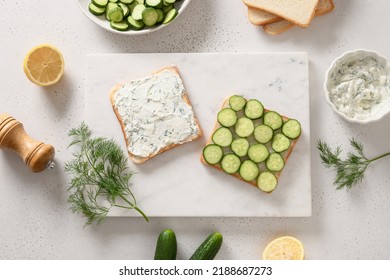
78, 0, 191, 34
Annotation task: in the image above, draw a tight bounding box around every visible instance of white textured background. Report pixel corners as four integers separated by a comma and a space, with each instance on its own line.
1, 0, 390, 259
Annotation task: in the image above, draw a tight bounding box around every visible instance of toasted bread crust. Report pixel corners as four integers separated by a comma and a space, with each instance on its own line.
109, 66, 203, 164
200, 98, 300, 192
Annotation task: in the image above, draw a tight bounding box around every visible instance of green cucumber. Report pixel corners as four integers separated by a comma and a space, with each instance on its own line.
235, 117, 254, 138
282, 119, 301, 139
127, 15, 145, 30
257, 172, 278, 192
244, 99, 264, 119
264, 111, 283, 130
203, 144, 223, 165
271, 133, 290, 153
142, 7, 159, 26
266, 153, 284, 172
146, 0, 163, 8
132, 4, 146, 20
118, 3, 130, 16
89, 0, 179, 31
239, 160, 259, 182
248, 143, 269, 163
154, 229, 177, 260
231, 138, 249, 157
217, 108, 237, 127
190, 232, 223, 260
229, 95, 246, 111
107, 6, 124, 22
156, 8, 165, 23
162, 3, 173, 13
89, 3, 106, 16
92, 0, 109, 8
106, 2, 118, 20
110, 20, 129, 31
128, 1, 138, 13
221, 154, 241, 174
163, 8, 178, 24
212, 127, 233, 147
254, 124, 273, 144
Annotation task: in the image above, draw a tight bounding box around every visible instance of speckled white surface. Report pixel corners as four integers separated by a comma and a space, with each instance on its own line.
1, 0, 390, 260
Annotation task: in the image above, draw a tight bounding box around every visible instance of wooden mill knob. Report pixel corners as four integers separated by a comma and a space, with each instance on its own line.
0, 113, 55, 173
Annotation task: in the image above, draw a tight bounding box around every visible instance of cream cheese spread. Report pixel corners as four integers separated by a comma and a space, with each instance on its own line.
114, 69, 199, 158
329, 56, 390, 120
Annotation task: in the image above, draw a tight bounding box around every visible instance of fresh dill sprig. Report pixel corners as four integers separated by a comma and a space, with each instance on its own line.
65, 122, 148, 226
317, 138, 390, 190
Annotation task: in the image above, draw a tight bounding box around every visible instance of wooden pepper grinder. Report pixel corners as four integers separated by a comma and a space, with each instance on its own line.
0, 113, 55, 173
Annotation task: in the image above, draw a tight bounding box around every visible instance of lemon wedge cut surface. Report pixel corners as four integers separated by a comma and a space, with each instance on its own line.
262, 236, 304, 260
23, 44, 64, 86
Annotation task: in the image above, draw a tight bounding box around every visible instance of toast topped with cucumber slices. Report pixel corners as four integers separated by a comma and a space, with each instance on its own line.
110, 66, 202, 164
201, 95, 301, 193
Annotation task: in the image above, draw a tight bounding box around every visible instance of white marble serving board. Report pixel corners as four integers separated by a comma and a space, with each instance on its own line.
85, 53, 311, 217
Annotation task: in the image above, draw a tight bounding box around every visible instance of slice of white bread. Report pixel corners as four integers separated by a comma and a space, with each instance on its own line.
247, 0, 329, 26
263, 0, 334, 35
200, 97, 300, 193
109, 66, 203, 164
244, 0, 319, 28
248, 7, 281, 25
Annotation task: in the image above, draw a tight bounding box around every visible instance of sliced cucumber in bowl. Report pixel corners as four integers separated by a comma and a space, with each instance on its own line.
86, 0, 186, 32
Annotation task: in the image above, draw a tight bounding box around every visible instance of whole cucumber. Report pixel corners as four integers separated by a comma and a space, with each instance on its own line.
189, 232, 223, 260
154, 229, 177, 260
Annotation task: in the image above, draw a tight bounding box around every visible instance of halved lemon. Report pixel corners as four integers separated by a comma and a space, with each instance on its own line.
262, 236, 304, 260
23, 44, 64, 86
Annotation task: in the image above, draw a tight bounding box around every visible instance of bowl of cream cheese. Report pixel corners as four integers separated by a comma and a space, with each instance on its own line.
324, 49, 390, 124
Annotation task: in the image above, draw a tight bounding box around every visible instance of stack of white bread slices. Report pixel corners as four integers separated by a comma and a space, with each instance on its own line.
244, 0, 334, 35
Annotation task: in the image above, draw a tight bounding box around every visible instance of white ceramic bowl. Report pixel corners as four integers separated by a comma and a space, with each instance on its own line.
77, 0, 191, 35
324, 49, 390, 124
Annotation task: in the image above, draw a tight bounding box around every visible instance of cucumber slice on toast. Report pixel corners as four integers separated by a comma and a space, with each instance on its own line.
282, 119, 301, 139
235, 117, 254, 138
244, 99, 264, 119
217, 108, 237, 127
248, 144, 269, 163
254, 124, 273, 144
203, 145, 223, 165
229, 95, 246, 111
257, 172, 278, 193
231, 138, 249, 157
239, 160, 259, 182
271, 133, 290, 153
212, 127, 233, 147
264, 111, 283, 130
221, 154, 241, 174
266, 153, 284, 172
